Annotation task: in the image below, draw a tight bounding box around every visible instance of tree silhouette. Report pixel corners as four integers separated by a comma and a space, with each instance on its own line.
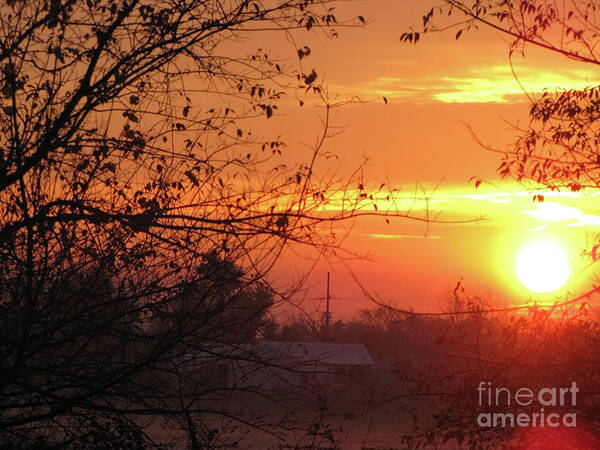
0, 0, 408, 447
153, 251, 274, 344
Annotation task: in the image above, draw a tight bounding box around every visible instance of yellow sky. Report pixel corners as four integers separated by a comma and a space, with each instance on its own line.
258, 0, 600, 316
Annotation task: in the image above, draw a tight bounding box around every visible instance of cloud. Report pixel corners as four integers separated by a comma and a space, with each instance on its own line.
312, 183, 600, 232
364, 233, 443, 240
523, 202, 600, 227
331, 63, 597, 104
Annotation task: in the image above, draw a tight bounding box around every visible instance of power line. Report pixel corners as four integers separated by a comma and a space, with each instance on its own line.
304, 296, 369, 301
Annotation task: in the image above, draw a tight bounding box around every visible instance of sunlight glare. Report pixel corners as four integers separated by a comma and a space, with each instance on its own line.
515, 242, 570, 294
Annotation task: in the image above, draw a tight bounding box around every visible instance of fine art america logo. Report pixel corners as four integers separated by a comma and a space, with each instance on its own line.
477, 381, 578, 428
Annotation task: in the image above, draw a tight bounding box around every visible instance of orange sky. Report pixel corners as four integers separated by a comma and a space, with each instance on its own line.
251, 0, 600, 318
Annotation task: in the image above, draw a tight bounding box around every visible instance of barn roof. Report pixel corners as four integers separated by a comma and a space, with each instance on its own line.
255, 341, 373, 366
181, 341, 374, 367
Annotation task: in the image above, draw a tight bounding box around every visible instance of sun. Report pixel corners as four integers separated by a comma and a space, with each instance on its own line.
515, 242, 570, 294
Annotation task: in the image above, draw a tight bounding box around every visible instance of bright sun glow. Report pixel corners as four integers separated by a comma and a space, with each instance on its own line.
515, 242, 570, 293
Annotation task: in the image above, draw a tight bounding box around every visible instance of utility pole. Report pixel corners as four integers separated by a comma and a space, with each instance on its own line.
325, 271, 331, 337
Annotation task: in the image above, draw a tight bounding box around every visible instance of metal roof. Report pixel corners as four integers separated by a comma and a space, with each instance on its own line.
181, 341, 374, 367
255, 341, 374, 366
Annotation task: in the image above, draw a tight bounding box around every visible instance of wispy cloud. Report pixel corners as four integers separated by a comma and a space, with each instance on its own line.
364, 233, 443, 240
435, 187, 600, 228
331, 63, 597, 104
318, 184, 600, 230
524, 202, 600, 227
